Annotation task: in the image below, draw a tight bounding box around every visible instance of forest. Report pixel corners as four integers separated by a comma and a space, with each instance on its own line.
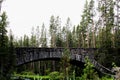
0, 0, 120, 80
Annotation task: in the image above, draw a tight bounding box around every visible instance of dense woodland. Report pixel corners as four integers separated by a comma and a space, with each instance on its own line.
0, 0, 120, 80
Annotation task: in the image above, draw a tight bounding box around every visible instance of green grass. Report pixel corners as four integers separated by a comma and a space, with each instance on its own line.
14, 74, 114, 80
14, 74, 50, 79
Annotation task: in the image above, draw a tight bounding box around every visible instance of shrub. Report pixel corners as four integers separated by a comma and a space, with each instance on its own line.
48, 71, 60, 80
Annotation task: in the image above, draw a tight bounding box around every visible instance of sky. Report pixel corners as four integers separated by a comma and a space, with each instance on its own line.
1, 0, 86, 37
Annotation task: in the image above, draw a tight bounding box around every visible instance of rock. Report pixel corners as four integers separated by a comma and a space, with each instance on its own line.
112, 67, 120, 80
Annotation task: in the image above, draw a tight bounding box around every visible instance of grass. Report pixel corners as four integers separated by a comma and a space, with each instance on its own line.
14, 74, 114, 80
14, 74, 50, 79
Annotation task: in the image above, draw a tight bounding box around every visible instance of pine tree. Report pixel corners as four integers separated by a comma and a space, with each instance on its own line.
0, 12, 8, 50
88, 0, 96, 48
76, 25, 82, 47
98, 0, 114, 48
96, 0, 115, 67
61, 48, 71, 79
72, 26, 78, 47
30, 27, 36, 47
19, 37, 23, 46
0, 12, 9, 79
55, 16, 63, 47
23, 35, 30, 47
49, 15, 56, 47
61, 26, 67, 47
8, 29, 15, 79
114, 0, 120, 48
36, 26, 40, 47
79, 0, 89, 48
40, 23, 47, 47
65, 17, 72, 47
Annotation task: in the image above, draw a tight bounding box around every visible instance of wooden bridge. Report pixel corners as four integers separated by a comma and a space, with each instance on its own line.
15, 47, 115, 75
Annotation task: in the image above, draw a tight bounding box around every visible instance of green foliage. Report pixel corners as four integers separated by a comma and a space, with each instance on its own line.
48, 71, 64, 80
60, 48, 71, 79
0, 12, 8, 50
101, 76, 113, 80
45, 68, 51, 75
112, 62, 117, 68
48, 71, 60, 80
56, 34, 63, 47
20, 71, 35, 75
80, 57, 100, 80
23, 35, 30, 47
0, 12, 13, 80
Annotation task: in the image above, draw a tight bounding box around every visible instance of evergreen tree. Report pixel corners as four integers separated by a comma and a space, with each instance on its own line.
65, 17, 72, 47
61, 26, 67, 47
79, 0, 89, 48
8, 29, 15, 79
40, 23, 47, 47
76, 25, 82, 47
49, 16, 57, 71
55, 16, 63, 47
61, 48, 71, 79
0, 12, 8, 50
23, 35, 30, 47
36, 26, 40, 47
19, 37, 23, 46
96, 0, 116, 67
0, 12, 9, 79
114, 0, 120, 48
72, 26, 78, 47
49, 15, 56, 47
30, 27, 36, 47
88, 0, 96, 48
98, 0, 114, 48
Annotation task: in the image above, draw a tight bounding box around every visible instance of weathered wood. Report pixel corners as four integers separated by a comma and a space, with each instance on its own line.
15, 47, 115, 75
